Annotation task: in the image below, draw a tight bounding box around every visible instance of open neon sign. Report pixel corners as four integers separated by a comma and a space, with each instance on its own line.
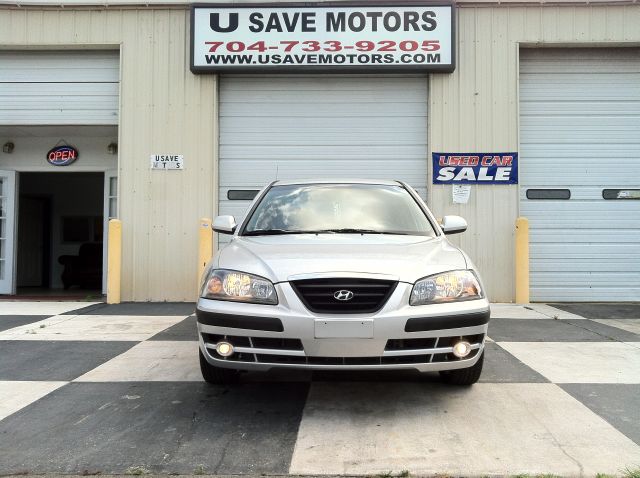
46, 145, 78, 166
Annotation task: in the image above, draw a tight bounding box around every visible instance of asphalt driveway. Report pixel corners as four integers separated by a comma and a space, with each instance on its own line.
0, 301, 638, 476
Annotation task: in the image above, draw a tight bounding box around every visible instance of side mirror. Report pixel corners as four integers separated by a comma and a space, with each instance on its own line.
440, 215, 467, 235
212, 215, 237, 234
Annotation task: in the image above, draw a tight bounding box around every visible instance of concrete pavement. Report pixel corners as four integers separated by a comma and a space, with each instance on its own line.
0, 301, 638, 476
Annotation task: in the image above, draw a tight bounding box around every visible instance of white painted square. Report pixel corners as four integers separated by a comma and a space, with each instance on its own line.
0, 381, 67, 421
0, 315, 185, 341
525, 304, 587, 320
74, 341, 202, 382
489, 303, 550, 319
0, 301, 99, 316
289, 383, 640, 476
499, 342, 640, 383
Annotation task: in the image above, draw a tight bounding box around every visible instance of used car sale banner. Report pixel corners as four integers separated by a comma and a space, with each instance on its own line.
432, 153, 519, 184
191, 4, 454, 72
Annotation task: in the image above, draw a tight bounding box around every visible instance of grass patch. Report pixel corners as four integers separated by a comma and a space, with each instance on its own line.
193, 465, 206, 475
622, 466, 640, 478
124, 466, 150, 475
398, 471, 410, 478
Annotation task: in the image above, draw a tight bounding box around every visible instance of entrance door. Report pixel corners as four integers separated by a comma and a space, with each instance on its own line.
102, 170, 118, 294
0, 170, 17, 294
17, 196, 48, 287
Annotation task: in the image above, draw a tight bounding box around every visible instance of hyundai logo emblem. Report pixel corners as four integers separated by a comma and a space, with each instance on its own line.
333, 290, 354, 301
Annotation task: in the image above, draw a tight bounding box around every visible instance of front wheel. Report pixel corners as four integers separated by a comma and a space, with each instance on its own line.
199, 349, 239, 385
439, 351, 484, 386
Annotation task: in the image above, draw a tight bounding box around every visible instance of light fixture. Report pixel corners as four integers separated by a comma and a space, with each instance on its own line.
107, 142, 118, 155
2, 141, 14, 154
452, 341, 472, 358
215, 341, 234, 357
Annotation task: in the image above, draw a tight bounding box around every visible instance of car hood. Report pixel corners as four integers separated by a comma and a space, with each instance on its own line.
216, 234, 467, 284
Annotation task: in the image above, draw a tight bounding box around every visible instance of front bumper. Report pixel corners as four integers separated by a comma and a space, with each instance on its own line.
196, 281, 490, 372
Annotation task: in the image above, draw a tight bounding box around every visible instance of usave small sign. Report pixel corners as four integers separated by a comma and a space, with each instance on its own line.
150, 154, 184, 170
46, 145, 78, 166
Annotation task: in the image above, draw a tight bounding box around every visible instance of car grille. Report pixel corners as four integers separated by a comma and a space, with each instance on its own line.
290, 278, 398, 314
202, 333, 484, 365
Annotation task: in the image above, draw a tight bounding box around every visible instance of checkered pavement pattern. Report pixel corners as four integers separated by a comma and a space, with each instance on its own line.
0, 301, 639, 475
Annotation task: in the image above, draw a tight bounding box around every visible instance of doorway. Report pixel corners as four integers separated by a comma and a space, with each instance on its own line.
16, 172, 104, 299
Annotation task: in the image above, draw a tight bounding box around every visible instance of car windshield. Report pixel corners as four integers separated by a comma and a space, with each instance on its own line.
242, 183, 437, 236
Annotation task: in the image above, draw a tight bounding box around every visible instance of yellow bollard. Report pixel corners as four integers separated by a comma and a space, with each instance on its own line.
515, 216, 530, 304
107, 219, 122, 304
198, 218, 213, 285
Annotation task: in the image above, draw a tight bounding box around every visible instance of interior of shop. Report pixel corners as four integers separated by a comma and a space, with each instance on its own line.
16, 172, 104, 299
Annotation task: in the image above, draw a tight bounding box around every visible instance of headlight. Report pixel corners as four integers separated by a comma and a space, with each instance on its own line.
410, 270, 483, 306
201, 269, 278, 305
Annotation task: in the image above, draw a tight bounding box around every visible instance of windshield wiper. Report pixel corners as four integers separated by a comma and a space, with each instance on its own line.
244, 229, 310, 236
306, 228, 411, 235
245, 228, 413, 236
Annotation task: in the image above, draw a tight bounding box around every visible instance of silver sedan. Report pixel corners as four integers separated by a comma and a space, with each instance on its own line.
197, 179, 490, 385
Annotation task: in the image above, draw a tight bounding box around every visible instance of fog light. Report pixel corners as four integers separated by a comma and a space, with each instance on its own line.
452, 340, 471, 358
215, 341, 234, 357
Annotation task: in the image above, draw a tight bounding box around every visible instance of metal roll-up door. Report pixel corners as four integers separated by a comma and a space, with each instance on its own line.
0, 51, 119, 125
218, 75, 428, 226
519, 48, 640, 301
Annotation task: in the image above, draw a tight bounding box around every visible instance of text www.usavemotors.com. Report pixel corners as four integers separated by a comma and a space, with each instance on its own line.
204, 53, 442, 65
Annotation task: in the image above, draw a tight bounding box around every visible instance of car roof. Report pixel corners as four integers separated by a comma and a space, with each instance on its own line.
273, 178, 403, 186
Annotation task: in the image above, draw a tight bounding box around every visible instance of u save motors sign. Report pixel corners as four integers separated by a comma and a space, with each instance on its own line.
190, 4, 454, 72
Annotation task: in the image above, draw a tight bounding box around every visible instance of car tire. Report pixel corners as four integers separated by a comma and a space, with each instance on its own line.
439, 351, 484, 386
199, 349, 239, 385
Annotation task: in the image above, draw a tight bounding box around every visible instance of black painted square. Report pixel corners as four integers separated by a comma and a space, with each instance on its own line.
63, 302, 196, 316
0, 381, 310, 475
0, 315, 51, 332
480, 342, 549, 383
561, 383, 640, 445
0, 341, 135, 381
149, 316, 198, 341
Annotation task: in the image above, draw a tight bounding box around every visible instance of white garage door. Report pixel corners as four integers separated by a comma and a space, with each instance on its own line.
0, 51, 119, 125
218, 75, 428, 225
519, 48, 640, 301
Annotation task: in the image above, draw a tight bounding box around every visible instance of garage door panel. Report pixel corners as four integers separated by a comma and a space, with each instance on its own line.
222, 135, 425, 145
531, 288, 640, 302
531, 243, 639, 256
520, 76, 640, 101
220, 158, 426, 179
530, 230, 640, 243
220, 147, 427, 160
0, 51, 120, 82
219, 75, 428, 242
221, 116, 426, 132
220, 103, 427, 117
0, 51, 119, 125
520, 101, 640, 116
531, 259, 640, 273
520, 48, 640, 301
521, 144, 640, 155
521, 187, 638, 200
519, 48, 640, 72
221, 90, 426, 103
223, 75, 427, 89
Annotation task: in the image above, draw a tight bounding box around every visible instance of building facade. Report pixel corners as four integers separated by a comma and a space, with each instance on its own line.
0, 1, 638, 302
